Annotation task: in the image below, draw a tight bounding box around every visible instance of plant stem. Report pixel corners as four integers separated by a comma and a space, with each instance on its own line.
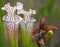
7, 24, 18, 47
7, 31, 16, 47
22, 29, 38, 47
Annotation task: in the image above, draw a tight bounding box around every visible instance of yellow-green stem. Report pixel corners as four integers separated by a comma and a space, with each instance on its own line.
22, 29, 38, 47
7, 30, 18, 47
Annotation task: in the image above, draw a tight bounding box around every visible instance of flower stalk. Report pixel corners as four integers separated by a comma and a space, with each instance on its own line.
17, 3, 36, 47
2, 3, 22, 47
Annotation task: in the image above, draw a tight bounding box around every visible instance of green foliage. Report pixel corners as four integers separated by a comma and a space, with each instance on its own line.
34, 0, 60, 21
0, 0, 5, 47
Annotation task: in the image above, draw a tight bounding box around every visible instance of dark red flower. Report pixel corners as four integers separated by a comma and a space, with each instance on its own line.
32, 16, 57, 47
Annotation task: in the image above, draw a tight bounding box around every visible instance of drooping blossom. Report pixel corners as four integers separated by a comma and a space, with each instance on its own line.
32, 16, 57, 47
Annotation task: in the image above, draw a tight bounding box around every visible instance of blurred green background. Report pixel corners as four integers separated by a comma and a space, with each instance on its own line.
0, 0, 60, 47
